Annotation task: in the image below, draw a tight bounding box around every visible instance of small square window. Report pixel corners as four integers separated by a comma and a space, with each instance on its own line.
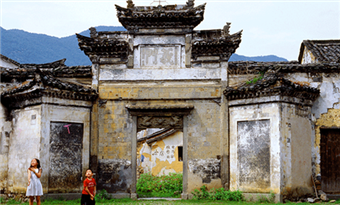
178, 146, 183, 161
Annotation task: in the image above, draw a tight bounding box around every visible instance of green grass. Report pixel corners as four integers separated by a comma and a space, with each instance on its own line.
137, 173, 182, 198
2, 198, 340, 204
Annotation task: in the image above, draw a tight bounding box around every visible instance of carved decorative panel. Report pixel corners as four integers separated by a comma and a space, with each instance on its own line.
137, 116, 183, 130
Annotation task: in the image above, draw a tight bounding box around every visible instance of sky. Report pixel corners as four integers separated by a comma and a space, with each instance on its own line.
0, 0, 339, 61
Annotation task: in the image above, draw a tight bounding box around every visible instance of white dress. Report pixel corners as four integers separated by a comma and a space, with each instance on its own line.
26, 168, 43, 196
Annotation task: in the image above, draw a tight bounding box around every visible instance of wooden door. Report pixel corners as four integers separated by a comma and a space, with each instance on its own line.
320, 129, 340, 193
48, 122, 83, 193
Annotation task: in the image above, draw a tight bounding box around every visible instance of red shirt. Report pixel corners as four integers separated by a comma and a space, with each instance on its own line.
82, 178, 96, 195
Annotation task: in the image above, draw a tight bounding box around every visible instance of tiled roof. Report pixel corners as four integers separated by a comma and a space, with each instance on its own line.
298, 40, 340, 63
0, 54, 20, 66
1, 69, 97, 107
76, 32, 130, 61
137, 128, 173, 142
192, 29, 242, 61
224, 71, 320, 101
137, 128, 178, 144
228, 61, 340, 74
1, 59, 91, 81
115, 1, 205, 32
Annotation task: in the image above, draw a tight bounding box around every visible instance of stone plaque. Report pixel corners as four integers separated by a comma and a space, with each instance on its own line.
48, 122, 83, 193
237, 120, 270, 188
140, 45, 180, 68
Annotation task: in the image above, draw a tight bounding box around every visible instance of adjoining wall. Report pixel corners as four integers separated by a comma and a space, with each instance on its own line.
284, 72, 340, 177
7, 105, 41, 193
138, 131, 183, 176
229, 100, 314, 199
280, 103, 313, 197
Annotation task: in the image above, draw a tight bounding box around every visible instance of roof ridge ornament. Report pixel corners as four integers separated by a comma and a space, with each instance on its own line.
127, 0, 134, 9
186, 0, 194, 8
223, 22, 231, 36
150, 0, 168, 6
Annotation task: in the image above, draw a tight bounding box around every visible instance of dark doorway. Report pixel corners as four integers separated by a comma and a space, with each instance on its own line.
48, 122, 83, 193
320, 129, 340, 193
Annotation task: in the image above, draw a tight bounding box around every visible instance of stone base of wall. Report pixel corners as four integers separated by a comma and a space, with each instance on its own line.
42, 193, 81, 201
243, 193, 281, 203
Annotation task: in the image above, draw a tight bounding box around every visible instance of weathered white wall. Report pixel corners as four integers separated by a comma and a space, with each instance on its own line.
99, 67, 222, 81
229, 103, 281, 194
280, 103, 313, 197
7, 105, 42, 193
301, 47, 317, 64
284, 72, 340, 176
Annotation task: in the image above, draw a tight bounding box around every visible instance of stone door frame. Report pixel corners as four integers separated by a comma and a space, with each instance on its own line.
126, 105, 193, 199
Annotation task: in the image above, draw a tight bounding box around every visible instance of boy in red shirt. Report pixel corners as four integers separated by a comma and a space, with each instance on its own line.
81, 169, 96, 205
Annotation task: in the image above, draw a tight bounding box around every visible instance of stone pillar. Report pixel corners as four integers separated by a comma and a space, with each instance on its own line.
131, 116, 137, 198
220, 61, 229, 189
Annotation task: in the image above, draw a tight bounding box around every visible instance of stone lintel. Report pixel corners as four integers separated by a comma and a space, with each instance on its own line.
126, 104, 194, 116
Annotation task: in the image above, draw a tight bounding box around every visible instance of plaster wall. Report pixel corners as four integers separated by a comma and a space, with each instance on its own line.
280, 103, 313, 197
96, 100, 133, 193
229, 103, 281, 194
284, 72, 340, 176
138, 132, 183, 176
7, 105, 41, 193
301, 47, 317, 64
40, 104, 91, 193
186, 100, 222, 192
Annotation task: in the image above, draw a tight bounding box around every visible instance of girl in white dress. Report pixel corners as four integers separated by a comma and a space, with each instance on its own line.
26, 158, 43, 205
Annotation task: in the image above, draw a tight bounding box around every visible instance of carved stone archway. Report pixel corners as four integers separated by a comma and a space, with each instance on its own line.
126, 104, 194, 199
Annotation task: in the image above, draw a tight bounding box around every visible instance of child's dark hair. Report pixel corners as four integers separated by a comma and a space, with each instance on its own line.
30, 158, 41, 169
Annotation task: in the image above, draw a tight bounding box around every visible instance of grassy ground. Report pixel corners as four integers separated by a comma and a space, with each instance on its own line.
2, 198, 340, 205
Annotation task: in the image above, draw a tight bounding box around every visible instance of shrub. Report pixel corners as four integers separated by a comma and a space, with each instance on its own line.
95, 189, 111, 202
191, 185, 243, 201
137, 173, 183, 197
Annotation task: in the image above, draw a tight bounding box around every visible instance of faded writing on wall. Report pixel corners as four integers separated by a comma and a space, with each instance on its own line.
237, 120, 270, 189
140, 45, 180, 67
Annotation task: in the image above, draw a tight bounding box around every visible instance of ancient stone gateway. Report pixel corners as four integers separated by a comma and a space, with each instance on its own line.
76, 0, 241, 199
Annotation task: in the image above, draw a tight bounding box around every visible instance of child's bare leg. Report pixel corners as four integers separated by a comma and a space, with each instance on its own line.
36, 196, 41, 205
29, 196, 34, 205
